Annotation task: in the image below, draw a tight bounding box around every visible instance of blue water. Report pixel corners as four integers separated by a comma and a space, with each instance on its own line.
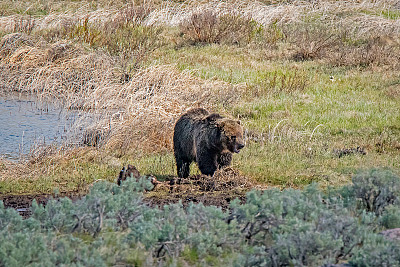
0, 95, 76, 160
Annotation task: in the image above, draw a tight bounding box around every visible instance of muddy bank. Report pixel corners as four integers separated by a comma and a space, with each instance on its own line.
0, 188, 245, 218
0, 191, 83, 217
1, 168, 255, 217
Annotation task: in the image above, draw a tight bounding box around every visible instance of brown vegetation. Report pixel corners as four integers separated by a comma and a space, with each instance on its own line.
0, 31, 245, 157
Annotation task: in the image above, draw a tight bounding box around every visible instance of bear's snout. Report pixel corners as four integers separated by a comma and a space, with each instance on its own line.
234, 143, 245, 153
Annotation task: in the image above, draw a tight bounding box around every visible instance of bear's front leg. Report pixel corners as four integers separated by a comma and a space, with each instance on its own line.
197, 151, 218, 176
217, 151, 232, 168
176, 156, 191, 178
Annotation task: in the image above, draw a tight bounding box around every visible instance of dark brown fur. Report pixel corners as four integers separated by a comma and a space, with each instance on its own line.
173, 108, 244, 178
117, 165, 141, 185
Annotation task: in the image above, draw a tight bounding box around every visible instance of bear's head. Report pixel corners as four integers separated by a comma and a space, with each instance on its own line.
217, 119, 245, 153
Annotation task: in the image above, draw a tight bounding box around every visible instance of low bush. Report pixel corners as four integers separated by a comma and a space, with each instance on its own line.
283, 21, 342, 61
282, 20, 400, 68
179, 10, 258, 46
329, 34, 400, 68
380, 205, 400, 229
32, 5, 163, 73
351, 168, 400, 215
1, 168, 400, 266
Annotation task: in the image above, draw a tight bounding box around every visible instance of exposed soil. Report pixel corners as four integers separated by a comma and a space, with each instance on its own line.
1, 167, 257, 217
0, 191, 84, 218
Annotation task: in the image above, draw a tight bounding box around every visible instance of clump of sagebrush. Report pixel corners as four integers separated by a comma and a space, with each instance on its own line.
283, 21, 342, 61
281, 19, 400, 68
351, 168, 400, 215
179, 10, 258, 46
1, 168, 400, 266
230, 185, 372, 266
331, 168, 400, 230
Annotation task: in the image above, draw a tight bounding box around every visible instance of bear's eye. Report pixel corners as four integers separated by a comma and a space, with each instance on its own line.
230, 136, 236, 140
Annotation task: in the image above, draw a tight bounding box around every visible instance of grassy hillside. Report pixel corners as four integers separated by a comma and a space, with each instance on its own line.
0, 0, 399, 194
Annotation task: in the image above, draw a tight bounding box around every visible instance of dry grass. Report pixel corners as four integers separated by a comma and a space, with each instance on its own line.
0, 0, 398, 35
328, 34, 400, 68
145, 0, 400, 66
170, 167, 257, 192
0, 32, 244, 158
146, 0, 399, 31
179, 9, 256, 46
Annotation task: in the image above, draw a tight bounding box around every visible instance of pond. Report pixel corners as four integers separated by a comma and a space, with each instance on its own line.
0, 95, 77, 160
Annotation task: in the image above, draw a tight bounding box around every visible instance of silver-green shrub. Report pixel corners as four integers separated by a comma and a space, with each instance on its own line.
352, 168, 400, 215
1, 169, 400, 266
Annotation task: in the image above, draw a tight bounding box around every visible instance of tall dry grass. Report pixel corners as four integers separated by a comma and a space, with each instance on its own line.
0, 32, 244, 159
146, 0, 400, 33
1, 0, 398, 37
149, 0, 400, 65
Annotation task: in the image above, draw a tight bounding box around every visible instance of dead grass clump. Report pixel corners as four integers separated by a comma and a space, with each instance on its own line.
0, 32, 33, 59
113, 3, 155, 26
13, 15, 36, 34
328, 35, 400, 68
179, 10, 257, 46
0, 159, 31, 181
27, 144, 66, 166
283, 21, 342, 61
0, 37, 116, 103
8, 46, 48, 68
0, 33, 80, 68
45, 41, 76, 63
201, 167, 255, 191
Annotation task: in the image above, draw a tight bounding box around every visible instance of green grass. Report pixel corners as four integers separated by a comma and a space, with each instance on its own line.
129, 152, 205, 180
0, 160, 119, 194
362, 8, 400, 20
147, 37, 400, 187
236, 140, 400, 188
152, 44, 281, 85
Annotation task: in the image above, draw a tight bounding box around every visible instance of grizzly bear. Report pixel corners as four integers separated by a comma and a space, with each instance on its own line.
173, 108, 245, 178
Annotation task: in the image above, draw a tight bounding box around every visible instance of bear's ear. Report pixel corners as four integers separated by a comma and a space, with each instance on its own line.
204, 113, 222, 122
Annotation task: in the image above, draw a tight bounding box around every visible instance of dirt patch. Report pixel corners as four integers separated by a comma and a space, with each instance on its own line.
148, 167, 259, 209
0, 191, 83, 218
